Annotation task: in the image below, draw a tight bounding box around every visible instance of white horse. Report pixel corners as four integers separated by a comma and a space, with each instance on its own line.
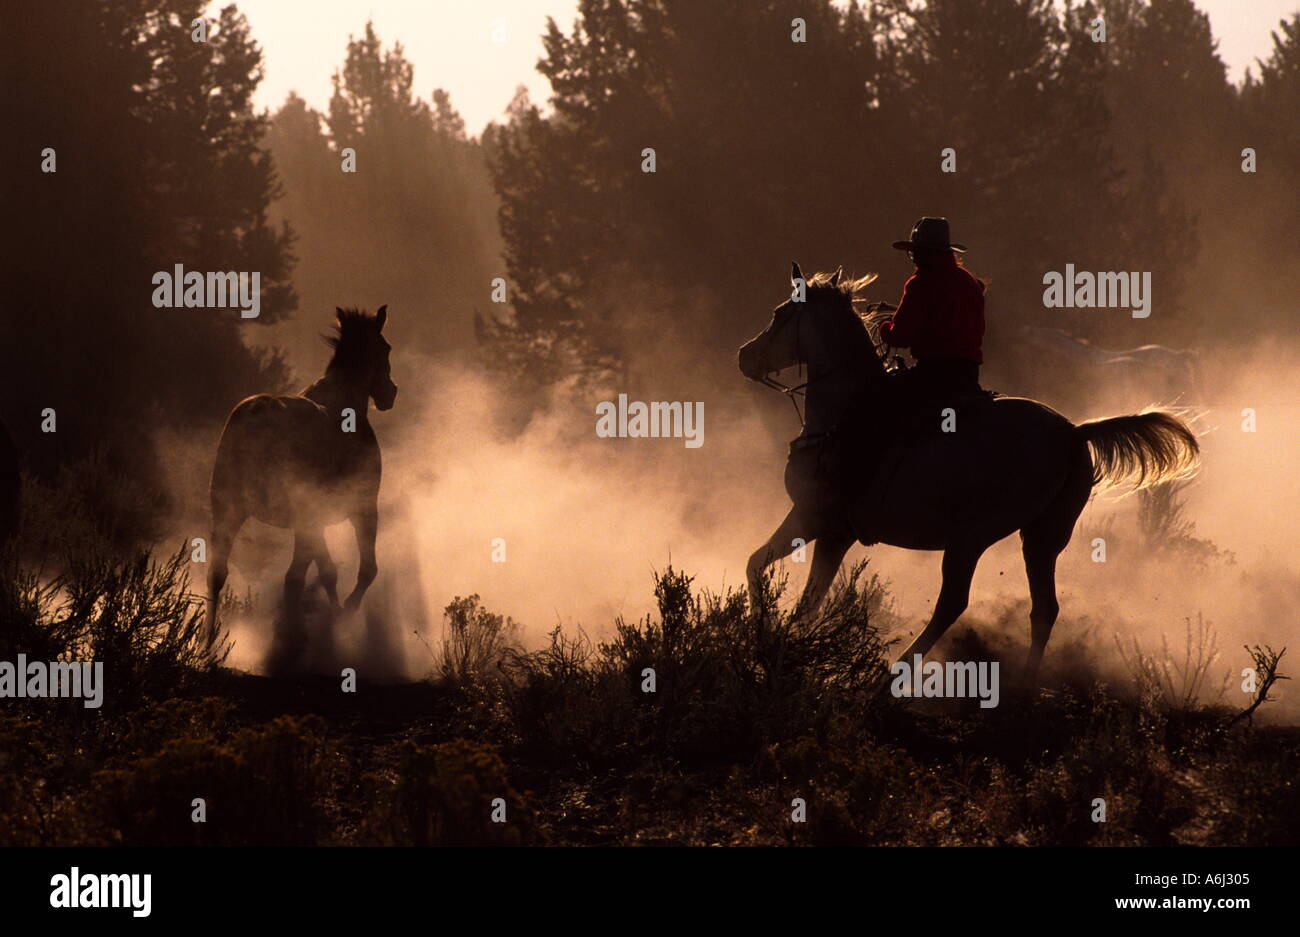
1020, 326, 1202, 409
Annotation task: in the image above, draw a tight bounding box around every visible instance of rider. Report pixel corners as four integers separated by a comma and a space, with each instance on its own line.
877, 217, 985, 404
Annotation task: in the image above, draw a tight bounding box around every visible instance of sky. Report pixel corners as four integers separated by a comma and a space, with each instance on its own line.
214, 0, 1299, 136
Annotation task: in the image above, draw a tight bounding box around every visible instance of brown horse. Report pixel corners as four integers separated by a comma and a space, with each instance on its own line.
205, 306, 397, 650
739, 264, 1199, 687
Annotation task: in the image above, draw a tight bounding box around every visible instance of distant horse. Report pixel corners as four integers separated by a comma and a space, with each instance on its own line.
1020, 325, 1202, 407
739, 265, 1199, 687
206, 307, 397, 649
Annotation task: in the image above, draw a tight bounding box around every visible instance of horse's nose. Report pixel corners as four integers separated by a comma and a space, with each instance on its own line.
738, 343, 760, 379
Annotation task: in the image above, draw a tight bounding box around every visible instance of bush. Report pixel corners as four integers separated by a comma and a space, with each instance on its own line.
767, 731, 931, 845
501, 564, 893, 771
0, 715, 51, 845
0, 542, 224, 710
92, 715, 329, 845
375, 738, 538, 845
439, 595, 522, 689
17, 448, 163, 565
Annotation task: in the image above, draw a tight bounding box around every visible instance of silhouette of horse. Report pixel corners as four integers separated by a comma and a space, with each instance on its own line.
206, 306, 397, 650
739, 265, 1199, 687
1020, 325, 1203, 407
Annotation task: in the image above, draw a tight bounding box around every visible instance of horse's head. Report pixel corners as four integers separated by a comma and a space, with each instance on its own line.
738, 261, 880, 382
328, 305, 398, 410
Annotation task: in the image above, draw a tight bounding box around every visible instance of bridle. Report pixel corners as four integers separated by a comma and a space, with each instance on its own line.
756, 371, 811, 422
753, 298, 895, 424
749, 295, 907, 535
754, 302, 820, 423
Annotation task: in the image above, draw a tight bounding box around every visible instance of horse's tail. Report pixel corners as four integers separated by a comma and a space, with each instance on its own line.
1076, 410, 1199, 492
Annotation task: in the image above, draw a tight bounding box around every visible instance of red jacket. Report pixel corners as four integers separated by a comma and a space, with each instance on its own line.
879, 254, 985, 364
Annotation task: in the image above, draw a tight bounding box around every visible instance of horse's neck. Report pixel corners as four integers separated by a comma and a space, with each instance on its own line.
303, 374, 369, 419
799, 313, 881, 438
803, 369, 872, 437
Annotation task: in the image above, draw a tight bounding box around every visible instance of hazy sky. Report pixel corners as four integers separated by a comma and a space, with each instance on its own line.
215, 0, 1299, 136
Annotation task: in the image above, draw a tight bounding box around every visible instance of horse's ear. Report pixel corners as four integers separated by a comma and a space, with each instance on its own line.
831, 265, 843, 286
376, 305, 388, 330
791, 261, 804, 285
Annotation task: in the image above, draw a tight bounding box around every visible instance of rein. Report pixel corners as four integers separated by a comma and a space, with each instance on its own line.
756, 301, 827, 423
756, 372, 814, 422
755, 299, 894, 425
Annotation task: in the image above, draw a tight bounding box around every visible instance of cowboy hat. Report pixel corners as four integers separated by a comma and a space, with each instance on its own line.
892, 217, 967, 253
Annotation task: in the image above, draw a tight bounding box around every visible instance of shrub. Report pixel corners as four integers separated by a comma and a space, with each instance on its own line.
1114, 612, 1230, 712
0, 542, 224, 710
17, 448, 162, 565
378, 738, 538, 845
0, 715, 50, 845
92, 715, 328, 845
768, 732, 930, 845
500, 564, 892, 772
439, 595, 522, 689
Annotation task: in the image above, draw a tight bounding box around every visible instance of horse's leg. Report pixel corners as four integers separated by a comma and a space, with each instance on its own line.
266, 527, 317, 671
296, 526, 339, 665
205, 502, 246, 649
343, 503, 378, 612
1020, 537, 1061, 690
894, 541, 986, 667
284, 528, 317, 615
1020, 450, 1093, 689
795, 526, 854, 617
746, 508, 806, 601
311, 530, 341, 610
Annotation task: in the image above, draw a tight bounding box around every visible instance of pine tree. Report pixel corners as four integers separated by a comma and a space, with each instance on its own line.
1, 0, 294, 483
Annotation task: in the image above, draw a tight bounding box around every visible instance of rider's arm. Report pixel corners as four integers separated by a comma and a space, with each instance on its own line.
878, 275, 926, 349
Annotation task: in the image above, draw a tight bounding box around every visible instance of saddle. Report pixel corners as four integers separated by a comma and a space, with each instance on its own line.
892, 386, 998, 437
789, 380, 996, 461
785, 380, 998, 542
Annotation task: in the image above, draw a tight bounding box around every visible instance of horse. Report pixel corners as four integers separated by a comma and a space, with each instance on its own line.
1019, 325, 1203, 408
205, 306, 397, 651
738, 264, 1199, 688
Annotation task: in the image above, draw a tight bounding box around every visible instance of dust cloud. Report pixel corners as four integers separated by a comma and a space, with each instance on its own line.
166, 315, 1296, 724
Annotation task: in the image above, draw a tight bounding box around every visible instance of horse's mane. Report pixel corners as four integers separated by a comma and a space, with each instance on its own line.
803, 270, 890, 369
804, 269, 877, 299
323, 307, 381, 373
